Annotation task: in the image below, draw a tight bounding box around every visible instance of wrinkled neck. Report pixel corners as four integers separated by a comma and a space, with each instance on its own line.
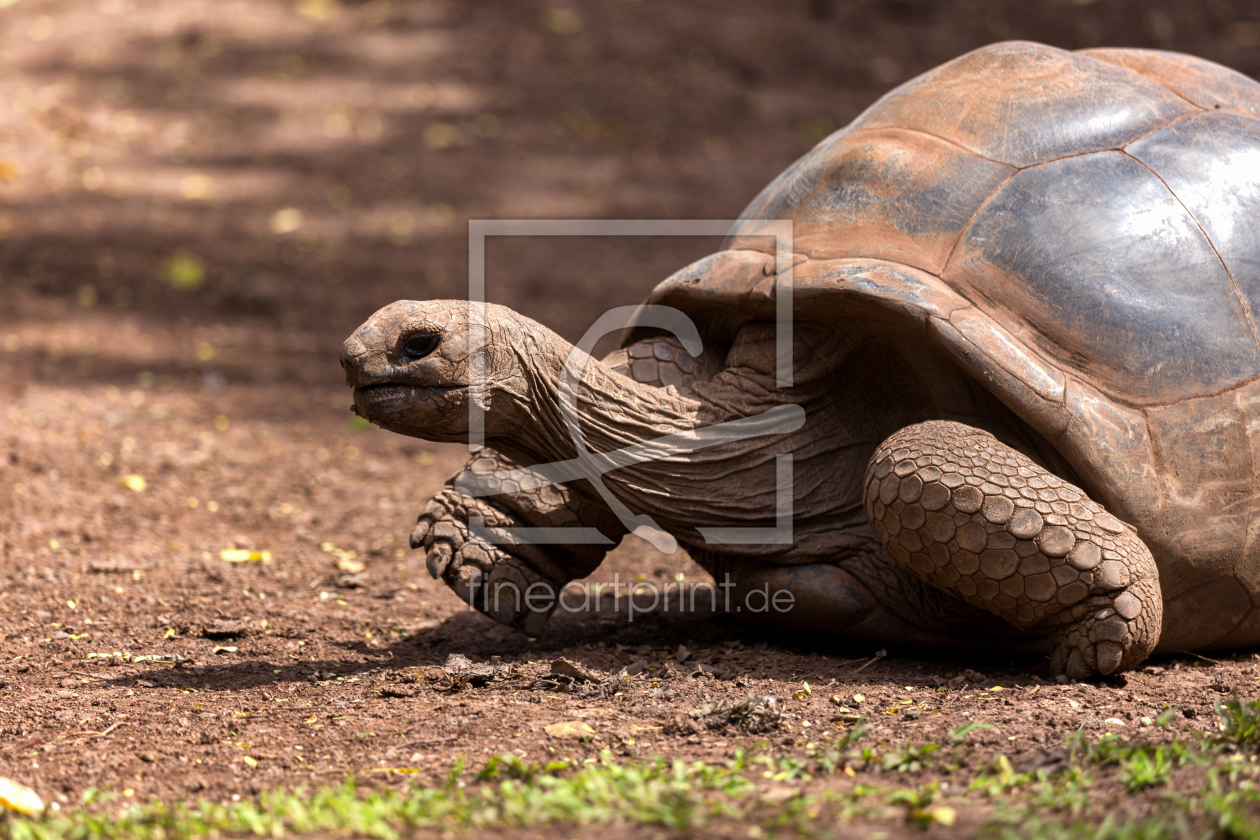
490, 331, 701, 467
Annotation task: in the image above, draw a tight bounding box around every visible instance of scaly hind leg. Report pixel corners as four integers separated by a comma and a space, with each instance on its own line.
863, 420, 1162, 679
692, 550, 1046, 653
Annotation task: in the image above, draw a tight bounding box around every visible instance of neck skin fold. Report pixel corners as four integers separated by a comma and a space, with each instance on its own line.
488, 326, 704, 470
480, 321, 819, 556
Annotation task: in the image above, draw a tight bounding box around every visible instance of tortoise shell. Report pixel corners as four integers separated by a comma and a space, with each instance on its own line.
627, 42, 1260, 650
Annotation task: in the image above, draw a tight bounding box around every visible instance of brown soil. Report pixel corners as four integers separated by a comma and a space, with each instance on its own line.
2, 0, 1259, 827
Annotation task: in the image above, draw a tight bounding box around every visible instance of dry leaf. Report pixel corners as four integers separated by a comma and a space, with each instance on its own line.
118, 474, 146, 492
270, 207, 303, 234
212, 646, 238, 654
165, 250, 205, 292
544, 720, 596, 740
909, 805, 956, 826
549, 659, 602, 683
336, 556, 365, 574
0, 777, 44, 815
221, 549, 272, 563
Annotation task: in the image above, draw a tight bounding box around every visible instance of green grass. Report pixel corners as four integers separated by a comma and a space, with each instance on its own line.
987, 769, 1260, 840
983, 697, 1260, 840
2, 754, 751, 840
8, 699, 1260, 839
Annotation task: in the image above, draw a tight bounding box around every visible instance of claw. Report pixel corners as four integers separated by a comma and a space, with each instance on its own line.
1066, 647, 1089, 681
410, 519, 432, 550
1049, 644, 1068, 677
1096, 641, 1123, 675
426, 542, 453, 579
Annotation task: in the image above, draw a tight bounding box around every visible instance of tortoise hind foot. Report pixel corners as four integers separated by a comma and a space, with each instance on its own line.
715, 559, 879, 634
705, 554, 1044, 651
863, 420, 1163, 679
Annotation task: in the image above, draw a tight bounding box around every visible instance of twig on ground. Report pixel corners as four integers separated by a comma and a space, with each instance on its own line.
850, 649, 888, 676
66, 722, 128, 741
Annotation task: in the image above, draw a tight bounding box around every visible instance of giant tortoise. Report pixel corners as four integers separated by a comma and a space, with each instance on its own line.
341, 42, 1260, 679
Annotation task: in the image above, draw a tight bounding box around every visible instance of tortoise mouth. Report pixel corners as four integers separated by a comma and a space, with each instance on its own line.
354, 382, 465, 408
355, 382, 463, 395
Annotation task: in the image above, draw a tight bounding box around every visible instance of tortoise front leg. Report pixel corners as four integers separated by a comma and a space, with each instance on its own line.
863, 421, 1162, 679
410, 337, 724, 634
411, 449, 627, 635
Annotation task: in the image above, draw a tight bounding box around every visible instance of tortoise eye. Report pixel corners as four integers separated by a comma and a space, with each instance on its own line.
399, 333, 440, 361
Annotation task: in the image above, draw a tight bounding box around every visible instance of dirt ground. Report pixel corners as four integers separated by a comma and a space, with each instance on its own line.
3, 0, 1260, 826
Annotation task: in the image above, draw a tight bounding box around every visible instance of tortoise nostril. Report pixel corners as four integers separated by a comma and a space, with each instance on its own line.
339, 351, 360, 386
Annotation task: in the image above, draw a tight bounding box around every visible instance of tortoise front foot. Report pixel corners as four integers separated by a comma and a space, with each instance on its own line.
863, 421, 1162, 679
411, 490, 562, 637
1040, 527, 1163, 680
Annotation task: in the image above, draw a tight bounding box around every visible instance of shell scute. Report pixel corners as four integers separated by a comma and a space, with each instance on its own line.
947, 151, 1260, 404
732, 128, 1013, 274
1127, 111, 1260, 336
1081, 48, 1260, 117
847, 42, 1194, 167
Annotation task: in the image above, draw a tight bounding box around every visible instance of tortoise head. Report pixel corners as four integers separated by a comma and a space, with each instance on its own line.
340, 299, 536, 443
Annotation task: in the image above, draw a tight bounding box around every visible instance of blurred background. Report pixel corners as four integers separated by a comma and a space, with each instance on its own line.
3, 0, 1260, 365
0, 0, 1258, 567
